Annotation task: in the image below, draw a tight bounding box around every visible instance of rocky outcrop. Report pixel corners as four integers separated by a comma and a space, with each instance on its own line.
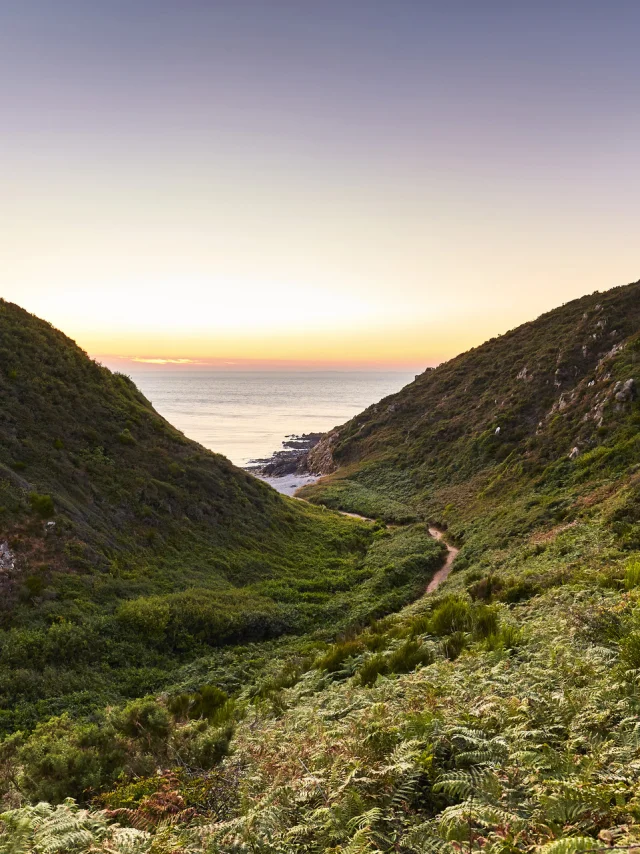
245, 433, 323, 477
306, 430, 339, 475
0, 541, 15, 572
614, 378, 636, 403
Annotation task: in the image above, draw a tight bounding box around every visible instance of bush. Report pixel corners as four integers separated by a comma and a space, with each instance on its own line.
16, 714, 126, 803
172, 720, 234, 769
315, 640, 364, 673
358, 654, 387, 686
29, 492, 54, 518
430, 597, 472, 635
501, 578, 539, 603
620, 632, 640, 670
441, 631, 468, 660
117, 596, 171, 640
111, 697, 171, 749
167, 685, 228, 721
467, 574, 503, 602
386, 640, 433, 674
624, 559, 640, 590
117, 428, 136, 445
473, 604, 500, 639
358, 640, 433, 686
484, 623, 521, 651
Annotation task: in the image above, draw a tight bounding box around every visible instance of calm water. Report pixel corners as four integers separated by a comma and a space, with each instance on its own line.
129, 371, 414, 467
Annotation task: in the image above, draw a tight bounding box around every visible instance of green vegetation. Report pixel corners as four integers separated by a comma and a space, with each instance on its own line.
304, 473, 418, 523
1, 282, 640, 851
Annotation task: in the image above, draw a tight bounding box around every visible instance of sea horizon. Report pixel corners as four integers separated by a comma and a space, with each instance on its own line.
129, 369, 415, 468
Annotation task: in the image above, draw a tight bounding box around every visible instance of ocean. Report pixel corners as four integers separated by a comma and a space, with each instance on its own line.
128, 371, 415, 468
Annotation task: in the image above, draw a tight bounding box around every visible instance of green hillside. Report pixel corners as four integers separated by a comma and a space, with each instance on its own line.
302, 279, 640, 545
0, 300, 449, 742
2, 282, 640, 853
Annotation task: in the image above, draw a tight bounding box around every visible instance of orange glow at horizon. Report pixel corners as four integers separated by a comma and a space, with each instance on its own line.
76, 314, 516, 372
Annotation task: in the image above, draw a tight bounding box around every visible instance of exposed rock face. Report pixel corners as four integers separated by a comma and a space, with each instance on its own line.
306, 430, 339, 475
245, 433, 323, 477
614, 378, 636, 403
0, 541, 15, 572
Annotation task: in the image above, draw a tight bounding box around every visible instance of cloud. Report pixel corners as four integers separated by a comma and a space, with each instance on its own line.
131, 357, 202, 365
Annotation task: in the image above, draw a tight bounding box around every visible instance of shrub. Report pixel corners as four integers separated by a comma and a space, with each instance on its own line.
624, 559, 640, 590
358, 654, 387, 686
28, 492, 54, 518
473, 604, 500, 639
620, 631, 640, 670
358, 640, 433, 686
117, 428, 136, 445
501, 578, 539, 603
467, 574, 503, 601
441, 631, 468, 660
363, 632, 387, 651
386, 640, 433, 674
430, 597, 472, 635
111, 697, 171, 749
167, 685, 228, 721
117, 596, 171, 640
16, 714, 126, 803
484, 623, 521, 651
315, 639, 364, 673
172, 720, 234, 770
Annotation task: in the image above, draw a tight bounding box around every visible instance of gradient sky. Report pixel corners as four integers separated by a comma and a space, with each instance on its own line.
2, 1, 639, 370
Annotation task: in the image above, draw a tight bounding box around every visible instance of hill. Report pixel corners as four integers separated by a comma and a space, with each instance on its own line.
302, 279, 640, 547
0, 300, 447, 740
2, 281, 640, 852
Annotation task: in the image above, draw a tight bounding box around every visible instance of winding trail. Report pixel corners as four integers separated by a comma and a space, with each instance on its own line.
426, 527, 459, 593
325, 505, 459, 594
290, 484, 458, 595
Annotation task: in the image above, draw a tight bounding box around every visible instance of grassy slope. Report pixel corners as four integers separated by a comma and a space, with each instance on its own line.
302, 279, 640, 543
0, 300, 447, 735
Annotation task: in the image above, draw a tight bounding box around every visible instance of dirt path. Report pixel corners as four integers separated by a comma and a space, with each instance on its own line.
329, 507, 459, 594
426, 527, 459, 593
333, 509, 375, 521
297, 496, 458, 595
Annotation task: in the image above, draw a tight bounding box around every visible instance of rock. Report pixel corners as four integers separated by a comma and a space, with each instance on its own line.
615, 378, 636, 403
245, 433, 323, 477
307, 431, 339, 474
0, 541, 15, 571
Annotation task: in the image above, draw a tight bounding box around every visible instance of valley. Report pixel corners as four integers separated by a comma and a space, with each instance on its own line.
1, 280, 639, 852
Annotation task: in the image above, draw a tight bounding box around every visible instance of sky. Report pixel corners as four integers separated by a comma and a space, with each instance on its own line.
1, 1, 639, 371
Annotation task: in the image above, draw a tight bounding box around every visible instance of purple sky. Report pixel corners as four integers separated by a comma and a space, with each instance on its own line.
2, 1, 639, 367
